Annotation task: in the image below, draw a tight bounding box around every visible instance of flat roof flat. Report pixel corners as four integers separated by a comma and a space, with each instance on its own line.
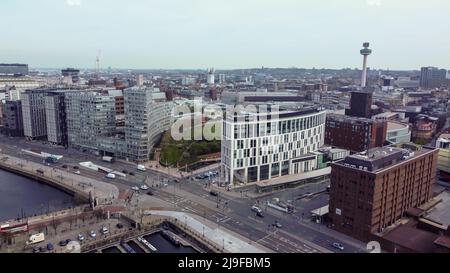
383, 225, 439, 253
387, 121, 408, 131
336, 145, 436, 173
256, 167, 331, 188
423, 191, 450, 229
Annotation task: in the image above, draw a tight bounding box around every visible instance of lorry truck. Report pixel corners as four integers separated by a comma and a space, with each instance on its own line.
26, 233, 45, 245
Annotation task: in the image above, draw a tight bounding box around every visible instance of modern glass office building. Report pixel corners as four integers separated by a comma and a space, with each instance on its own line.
221, 105, 326, 186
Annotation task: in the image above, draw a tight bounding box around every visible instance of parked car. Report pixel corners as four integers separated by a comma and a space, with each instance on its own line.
116, 223, 124, 229
129, 172, 135, 176
122, 170, 128, 174
332, 242, 345, 251
62, 165, 68, 169
131, 186, 139, 191
39, 246, 47, 253
47, 243, 54, 251
273, 221, 282, 228
32, 247, 40, 253
78, 233, 85, 241
140, 185, 149, 190
59, 240, 68, 247
74, 171, 81, 175
209, 191, 219, 197
73, 166, 79, 170
89, 230, 97, 238
146, 191, 154, 196
256, 211, 264, 218
100, 226, 109, 235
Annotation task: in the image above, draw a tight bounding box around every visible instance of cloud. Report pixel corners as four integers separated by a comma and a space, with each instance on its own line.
66, 0, 81, 6
366, 0, 381, 6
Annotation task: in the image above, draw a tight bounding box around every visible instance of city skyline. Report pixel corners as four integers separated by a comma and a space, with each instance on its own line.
1, 0, 450, 70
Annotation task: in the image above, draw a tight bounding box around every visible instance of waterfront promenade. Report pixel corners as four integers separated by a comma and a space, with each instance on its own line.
0, 151, 119, 203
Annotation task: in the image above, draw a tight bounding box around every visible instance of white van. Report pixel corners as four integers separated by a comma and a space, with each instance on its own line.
26, 233, 45, 245
137, 165, 146, 171
106, 173, 116, 179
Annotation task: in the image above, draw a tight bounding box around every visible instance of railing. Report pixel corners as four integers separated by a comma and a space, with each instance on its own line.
0, 153, 90, 201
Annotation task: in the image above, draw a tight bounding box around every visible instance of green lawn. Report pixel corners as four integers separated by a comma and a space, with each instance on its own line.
159, 130, 221, 167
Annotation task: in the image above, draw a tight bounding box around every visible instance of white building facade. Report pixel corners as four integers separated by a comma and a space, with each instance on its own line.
221, 107, 326, 186
386, 121, 411, 144
124, 86, 173, 162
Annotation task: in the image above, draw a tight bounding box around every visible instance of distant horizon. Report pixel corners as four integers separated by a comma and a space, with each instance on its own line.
2, 1, 450, 70
28, 66, 426, 72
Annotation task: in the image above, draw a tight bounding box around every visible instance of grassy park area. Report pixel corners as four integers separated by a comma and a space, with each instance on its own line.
158, 130, 221, 167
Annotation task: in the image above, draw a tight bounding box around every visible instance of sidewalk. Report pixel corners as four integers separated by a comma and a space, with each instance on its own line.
295, 218, 368, 252
144, 161, 187, 178
0, 152, 119, 202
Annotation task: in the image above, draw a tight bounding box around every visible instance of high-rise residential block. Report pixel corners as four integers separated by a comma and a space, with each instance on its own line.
2, 100, 24, 137
65, 92, 116, 152
21, 89, 47, 139
420, 67, 447, 89
44, 91, 69, 146
124, 86, 173, 162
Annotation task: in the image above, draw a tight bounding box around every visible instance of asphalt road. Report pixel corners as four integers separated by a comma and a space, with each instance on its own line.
164, 177, 367, 253
0, 135, 368, 253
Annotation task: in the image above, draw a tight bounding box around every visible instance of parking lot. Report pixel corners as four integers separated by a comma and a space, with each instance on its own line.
23, 218, 133, 253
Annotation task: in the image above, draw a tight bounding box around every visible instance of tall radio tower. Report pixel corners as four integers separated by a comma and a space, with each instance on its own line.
360, 42, 372, 88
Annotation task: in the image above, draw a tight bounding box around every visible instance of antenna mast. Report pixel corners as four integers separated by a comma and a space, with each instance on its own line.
95, 50, 101, 78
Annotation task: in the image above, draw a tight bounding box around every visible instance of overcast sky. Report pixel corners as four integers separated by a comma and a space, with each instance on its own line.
1, 0, 449, 70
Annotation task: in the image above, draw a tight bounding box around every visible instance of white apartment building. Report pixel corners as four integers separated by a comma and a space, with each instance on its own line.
221, 106, 326, 186
124, 86, 173, 162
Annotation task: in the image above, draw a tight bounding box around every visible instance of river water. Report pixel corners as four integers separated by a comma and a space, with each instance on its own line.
0, 169, 74, 222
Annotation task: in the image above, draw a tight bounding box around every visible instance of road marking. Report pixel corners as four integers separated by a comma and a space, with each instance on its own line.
247, 216, 264, 224
256, 233, 273, 243
221, 217, 232, 224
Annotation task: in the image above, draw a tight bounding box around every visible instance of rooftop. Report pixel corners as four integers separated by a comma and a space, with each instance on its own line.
326, 113, 382, 124
383, 224, 439, 253
438, 133, 450, 141
226, 105, 322, 122
387, 121, 408, 131
423, 191, 450, 229
336, 144, 436, 173
373, 112, 399, 118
